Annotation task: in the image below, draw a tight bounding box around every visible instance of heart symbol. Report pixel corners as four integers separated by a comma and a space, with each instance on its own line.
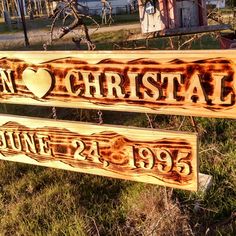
22, 68, 53, 98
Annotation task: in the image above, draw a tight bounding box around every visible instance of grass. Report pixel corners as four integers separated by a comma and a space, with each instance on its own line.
176, 118, 236, 235
0, 29, 221, 51
0, 16, 235, 235
0, 13, 139, 34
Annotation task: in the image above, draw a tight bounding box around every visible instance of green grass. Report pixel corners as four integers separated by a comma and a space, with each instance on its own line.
175, 118, 236, 235
0, 29, 221, 51
0, 13, 139, 34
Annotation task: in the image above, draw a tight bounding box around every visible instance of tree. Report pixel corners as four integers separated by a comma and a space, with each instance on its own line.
46, 0, 99, 50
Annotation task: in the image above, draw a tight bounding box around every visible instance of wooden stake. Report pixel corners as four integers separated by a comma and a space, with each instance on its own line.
18, 0, 29, 47
198, 173, 213, 193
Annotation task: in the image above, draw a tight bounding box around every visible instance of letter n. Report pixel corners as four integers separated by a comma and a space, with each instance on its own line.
0, 69, 16, 93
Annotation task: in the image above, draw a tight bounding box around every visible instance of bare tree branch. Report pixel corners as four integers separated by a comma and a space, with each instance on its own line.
46, 0, 99, 50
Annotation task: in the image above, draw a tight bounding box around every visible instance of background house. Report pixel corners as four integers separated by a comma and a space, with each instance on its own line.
138, 0, 207, 33
79, 0, 132, 15
206, 0, 226, 8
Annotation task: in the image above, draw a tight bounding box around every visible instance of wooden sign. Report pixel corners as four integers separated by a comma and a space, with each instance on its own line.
0, 114, 198, 190
0, 51, 235, 118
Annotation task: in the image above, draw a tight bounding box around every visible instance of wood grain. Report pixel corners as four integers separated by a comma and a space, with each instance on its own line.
0, 50, 236, 118
0, 114, 198, 191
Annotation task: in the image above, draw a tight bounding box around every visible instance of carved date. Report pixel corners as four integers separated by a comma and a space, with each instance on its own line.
130, 146, 191, 176
72, 140, 192, 176
0, 118, 197, 190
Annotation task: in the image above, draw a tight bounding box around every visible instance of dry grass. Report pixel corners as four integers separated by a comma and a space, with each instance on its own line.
120, 185, 193, 236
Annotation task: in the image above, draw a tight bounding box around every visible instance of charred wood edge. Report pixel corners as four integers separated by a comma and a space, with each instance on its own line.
127, 24, 231, 41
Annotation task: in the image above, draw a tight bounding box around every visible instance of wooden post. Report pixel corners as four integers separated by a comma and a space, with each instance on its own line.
198, 173, 213, 193
46, 0, 53, 17
198, 0, 208, 26
18, 0, 30, 47
167, 0, 176, 28
2, 0, 12, 30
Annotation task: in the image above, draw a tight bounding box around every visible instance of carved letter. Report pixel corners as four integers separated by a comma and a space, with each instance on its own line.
105, 72, 125, 99
82, 72, 103, 98
143, 72, 161, 101
73, 139, 86, 160
36, 134, 53, 156
138, 147, 155, 169
8, 131, 23, 151
65, 70, 81, 96
161, 73, 182, 102
127, 146, 137, 169
155, 149, 173, 173
176, 152, 191, 176
22, 132, 37, 154
0, 131, 7, 149
185, 73, 208, 103
87, 141, 101, 163
128, 72, 140, 100
211, 74, 232, 105
0, 69, 16, 93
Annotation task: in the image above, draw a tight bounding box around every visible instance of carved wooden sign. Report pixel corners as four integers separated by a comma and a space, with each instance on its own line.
0, 115, 198, 190
0, 51, 235, 118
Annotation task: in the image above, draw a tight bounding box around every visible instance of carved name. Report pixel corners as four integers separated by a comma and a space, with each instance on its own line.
0, 51, 235, 118
0, 115, 198, 191
64, 70, 234, 104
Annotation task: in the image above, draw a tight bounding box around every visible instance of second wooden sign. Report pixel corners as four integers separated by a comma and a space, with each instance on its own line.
0, 114, 198, 190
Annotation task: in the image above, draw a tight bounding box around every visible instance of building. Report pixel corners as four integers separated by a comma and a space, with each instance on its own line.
80, 0, 131, 15
206, 0, 226, 8
138, 0, 207, 33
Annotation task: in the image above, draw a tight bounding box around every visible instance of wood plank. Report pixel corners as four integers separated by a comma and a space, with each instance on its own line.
0, 50, 236, 119
0, 114, 198, 191
127, 24, 231, 40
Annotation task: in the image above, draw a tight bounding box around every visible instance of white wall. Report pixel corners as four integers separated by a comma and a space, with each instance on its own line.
80, 0, 128, 8
80, 0, 129, 14
206, 0, 225, 8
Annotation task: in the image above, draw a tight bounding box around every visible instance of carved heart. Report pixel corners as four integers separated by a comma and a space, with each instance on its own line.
22, 68, 53, 98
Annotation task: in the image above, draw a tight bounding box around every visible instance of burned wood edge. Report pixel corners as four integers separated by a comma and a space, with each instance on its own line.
126, 24, 231, 41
